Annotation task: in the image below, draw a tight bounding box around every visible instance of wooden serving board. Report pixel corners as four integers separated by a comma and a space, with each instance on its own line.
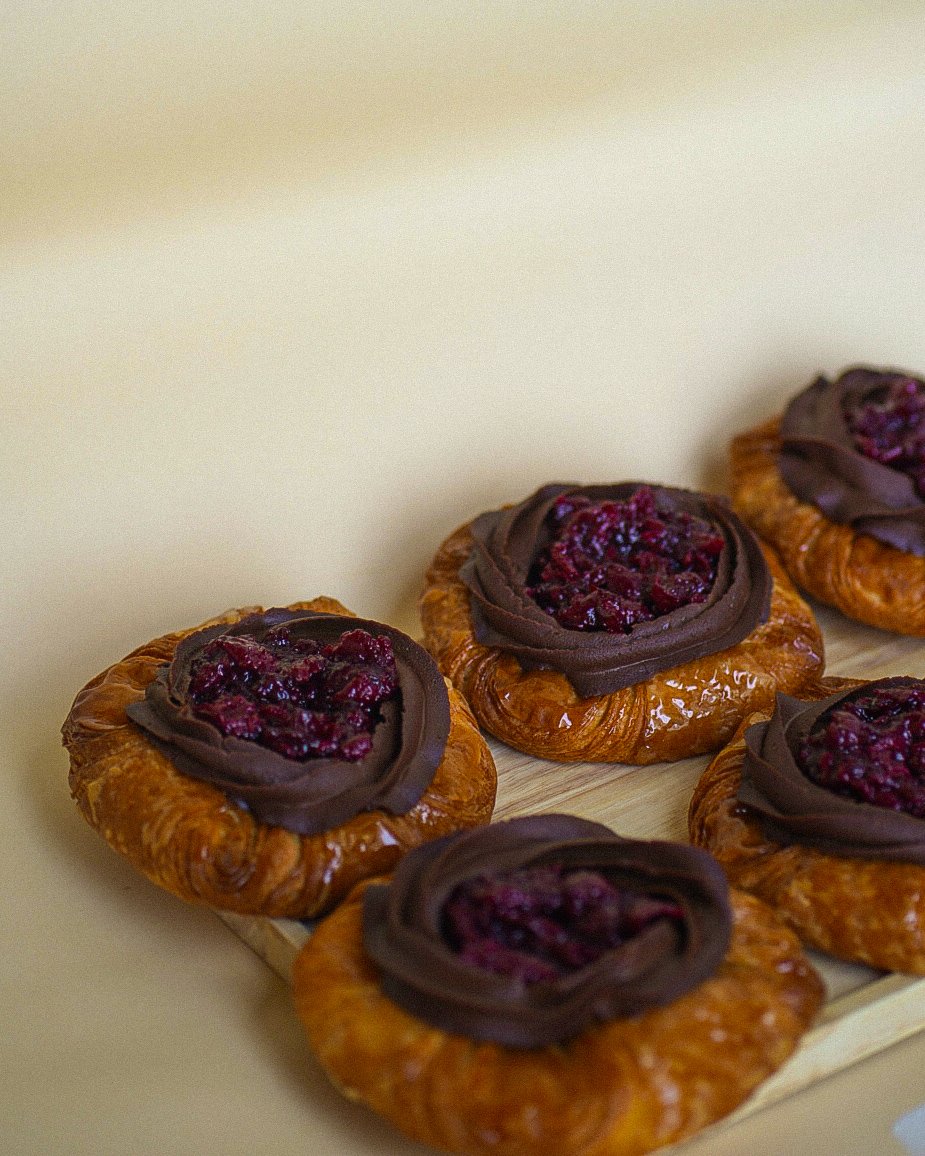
217, 602, 925, 1136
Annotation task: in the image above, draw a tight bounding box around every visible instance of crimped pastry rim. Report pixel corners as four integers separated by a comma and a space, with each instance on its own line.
419, 514, 825, 764
688, 675, 925, 973
293, 874, 823, 1156
63, 598, 497, 918
730, 416, 925, 635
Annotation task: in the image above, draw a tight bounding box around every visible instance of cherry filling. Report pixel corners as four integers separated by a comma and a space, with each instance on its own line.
184, 626, 398, 762
843, 373, 925, 498
799, 684, 925, 816
440, 864, 683, 984
525, 486, 725, 632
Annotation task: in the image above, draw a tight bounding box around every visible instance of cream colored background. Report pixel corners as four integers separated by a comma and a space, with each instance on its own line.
4, 3, 925, 1153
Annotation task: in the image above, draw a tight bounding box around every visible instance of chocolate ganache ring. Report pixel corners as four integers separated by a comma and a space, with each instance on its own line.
362, 815, 733, 1048
126, 607, 451, 836
420, 482, 824, 763
63, 598, 496, 917
689, 676, 925, 971
294, 815, 823, 1156
730, 366, 925, 633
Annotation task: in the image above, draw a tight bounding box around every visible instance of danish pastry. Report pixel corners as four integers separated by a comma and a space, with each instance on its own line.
294, 815, 823, 1156
63, 598, 496, 917
420, 482, 824, 762
689, 676, 925, 971
730, 366, 925, 633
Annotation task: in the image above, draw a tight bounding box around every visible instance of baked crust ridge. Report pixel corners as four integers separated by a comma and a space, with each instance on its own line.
63, 598, 497, 917
420, 518, 824, 763
730, 417, 925, 634
294, 877, 823, 1156
688, 676, 925, 972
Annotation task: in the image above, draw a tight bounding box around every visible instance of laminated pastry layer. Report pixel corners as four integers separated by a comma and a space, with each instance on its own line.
779, 366, 925, 555
459, 483, 772, 697
421, 488, 824, 764
362, 814, 732, 1048
63, 599, 497, 917
729, 414, 925, 636
295, 856, 823, 1155
688, 676, 925, 972
127, 608, 451, 836
739, 679, 925, 864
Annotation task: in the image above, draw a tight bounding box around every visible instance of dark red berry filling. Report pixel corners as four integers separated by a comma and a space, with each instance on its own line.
526, 486, 725, 632
844, 374, 925, 497
441, 864, 683, 984
799, 684, 925, 816
185, 626, 398, 761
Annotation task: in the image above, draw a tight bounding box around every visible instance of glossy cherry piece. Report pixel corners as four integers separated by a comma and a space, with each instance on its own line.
844, 373, 925, 496
441, 863, 683, 984
526, 487, 724, 633
800, 683, 925, 816
186, 626, 398, 762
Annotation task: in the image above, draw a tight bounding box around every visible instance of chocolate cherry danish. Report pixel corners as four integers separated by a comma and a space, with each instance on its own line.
420, 483, 824, 762
63, 598, 496, 917
690, 676, 925, 971
294, 815, 822, 1156
731, 366, 925, 633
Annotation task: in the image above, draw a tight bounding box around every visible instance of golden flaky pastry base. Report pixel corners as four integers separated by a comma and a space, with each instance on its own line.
294, 878, 823, 1156
730, 417, 925, 634
419, 521, 825, 763
63, 599, 496, 918
688, 677, 925, 972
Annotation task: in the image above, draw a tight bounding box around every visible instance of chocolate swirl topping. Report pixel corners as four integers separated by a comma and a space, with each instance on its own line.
779, 367, 925, 555
459, 483, 772, 697
127, 609, 451, 836
739, 681, 925, 864
362, 814, 732, 1048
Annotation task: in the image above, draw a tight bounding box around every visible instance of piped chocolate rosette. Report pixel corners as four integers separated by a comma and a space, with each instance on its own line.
362, 814, 732, 1048
126, 608, 450, 836
690, 676, 925, 971
63, 599, 496, 917
420, 482, 824, 762
460, 483, 771, 697
294, 815, 823, 1155
779, 367, 925, 555
739, 678, 925, 863
729, 366, 925, 633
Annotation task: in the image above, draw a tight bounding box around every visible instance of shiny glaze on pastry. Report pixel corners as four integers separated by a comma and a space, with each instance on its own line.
689, 677, 925, 971
63, 598, 496, 917
294, 865, 822, 1156
731, 413, 925, 634
420, 486, 824, 763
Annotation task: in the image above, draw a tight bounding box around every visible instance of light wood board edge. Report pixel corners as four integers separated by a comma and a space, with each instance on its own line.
217, 910, 310, 983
